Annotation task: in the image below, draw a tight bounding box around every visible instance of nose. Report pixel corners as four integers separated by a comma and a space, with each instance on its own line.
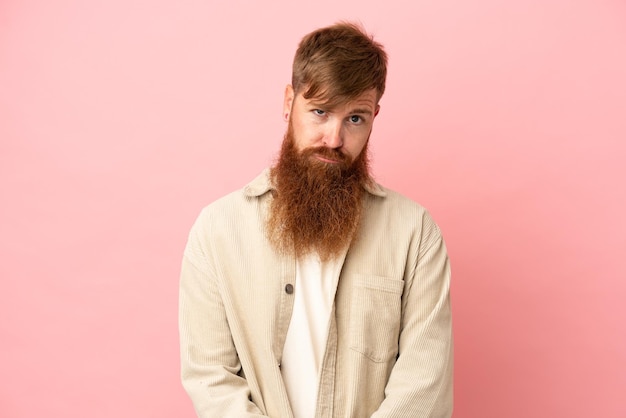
323, 120, 343, 149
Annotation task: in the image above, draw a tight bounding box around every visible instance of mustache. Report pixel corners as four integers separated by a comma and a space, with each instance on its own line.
300, 146, 352, 165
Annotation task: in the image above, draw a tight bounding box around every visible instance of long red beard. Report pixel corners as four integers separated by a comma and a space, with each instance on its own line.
266, 126, 371, 261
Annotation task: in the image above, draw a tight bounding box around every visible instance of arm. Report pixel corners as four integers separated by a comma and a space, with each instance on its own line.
371, 225, 453, 418
179, 215, 267, 417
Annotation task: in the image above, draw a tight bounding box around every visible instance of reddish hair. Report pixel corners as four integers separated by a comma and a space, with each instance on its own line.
292, 22, 388, 106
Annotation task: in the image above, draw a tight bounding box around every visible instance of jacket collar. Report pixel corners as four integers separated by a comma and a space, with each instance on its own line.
243, 168, 387, 198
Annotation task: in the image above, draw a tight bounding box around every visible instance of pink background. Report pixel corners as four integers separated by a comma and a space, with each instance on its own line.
1, 1, 625, 417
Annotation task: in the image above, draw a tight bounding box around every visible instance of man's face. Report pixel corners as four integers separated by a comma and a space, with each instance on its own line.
283, 85, 380, 164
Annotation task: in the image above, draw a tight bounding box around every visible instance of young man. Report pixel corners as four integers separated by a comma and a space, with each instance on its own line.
179, 22, 453, 417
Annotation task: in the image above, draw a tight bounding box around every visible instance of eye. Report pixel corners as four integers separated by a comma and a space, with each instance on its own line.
313, 109, 326, 116
349, 115, 363, 124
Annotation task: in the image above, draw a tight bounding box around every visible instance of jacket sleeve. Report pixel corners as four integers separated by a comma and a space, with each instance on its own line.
371, 221, 454, 418
179, 213, 267, 417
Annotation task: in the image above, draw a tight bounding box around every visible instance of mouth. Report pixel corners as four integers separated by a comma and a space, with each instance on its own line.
313, 153, 341, 164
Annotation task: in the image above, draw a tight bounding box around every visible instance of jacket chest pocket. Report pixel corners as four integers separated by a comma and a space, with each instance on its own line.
348, 274, 404, 363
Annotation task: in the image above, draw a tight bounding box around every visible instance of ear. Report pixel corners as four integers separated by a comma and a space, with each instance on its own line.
374, 104, 380, 117
283, 84, 295, 120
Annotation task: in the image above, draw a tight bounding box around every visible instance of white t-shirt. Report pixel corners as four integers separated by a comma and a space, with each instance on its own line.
280, 253, 342, 418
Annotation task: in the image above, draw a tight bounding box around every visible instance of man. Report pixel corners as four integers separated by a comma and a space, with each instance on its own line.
179, 22, 453, 417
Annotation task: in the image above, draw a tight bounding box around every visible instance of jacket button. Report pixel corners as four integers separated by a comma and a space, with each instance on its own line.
285, 283, 294, 294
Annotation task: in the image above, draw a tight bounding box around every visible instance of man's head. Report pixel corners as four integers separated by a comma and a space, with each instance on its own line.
268, 22, 388, 261
284, 22, 388, 163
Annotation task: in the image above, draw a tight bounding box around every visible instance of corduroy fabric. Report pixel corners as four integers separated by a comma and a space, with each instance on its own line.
179, 169, 453, 417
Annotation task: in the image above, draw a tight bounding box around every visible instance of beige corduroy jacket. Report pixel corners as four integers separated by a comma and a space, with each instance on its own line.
179, 169, 453, 418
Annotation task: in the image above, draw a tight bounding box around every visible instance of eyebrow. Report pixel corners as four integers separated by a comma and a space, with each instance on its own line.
307, 100, 374, 116
350, 108, 374, 115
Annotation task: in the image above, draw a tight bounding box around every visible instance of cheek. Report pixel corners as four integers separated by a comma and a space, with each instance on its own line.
348, 135, 369, 158
292, 123, 322, 150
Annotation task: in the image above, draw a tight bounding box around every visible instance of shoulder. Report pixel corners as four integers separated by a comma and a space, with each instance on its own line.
197, 169, 271, 218
367, 183, 435, 223
364, 183, 443, 246
190, 170, 271, 241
